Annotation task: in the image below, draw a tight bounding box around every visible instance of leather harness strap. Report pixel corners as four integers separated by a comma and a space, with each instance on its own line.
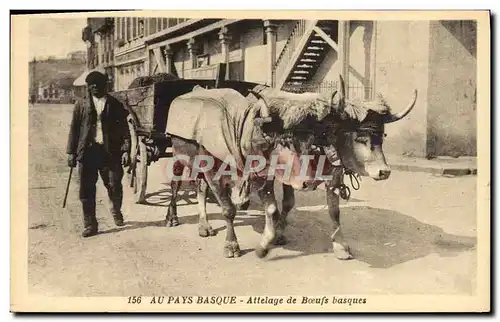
322, 145, 361, 201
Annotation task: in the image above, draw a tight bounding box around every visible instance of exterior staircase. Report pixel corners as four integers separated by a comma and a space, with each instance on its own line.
273, 20, 339, 92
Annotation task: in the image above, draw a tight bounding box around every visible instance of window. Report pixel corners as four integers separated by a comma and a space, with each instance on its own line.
121, 18, 126, 41
149, 18, 157, 35
229, 61, 244, 81
132, 18, 137, 39
168, 18, 177, 29
116, 18, 121, 41
43, 89, 48, 98
128, 18, 133, 41
108, 34, 113, 59
196, 54, 210, 68
138, 19, 144, 36
229, 33, 240, 51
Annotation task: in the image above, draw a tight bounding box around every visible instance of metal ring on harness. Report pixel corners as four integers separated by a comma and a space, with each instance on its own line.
345, 170, 361, 191
338, 183, 351, 201
332, 164, 361, 201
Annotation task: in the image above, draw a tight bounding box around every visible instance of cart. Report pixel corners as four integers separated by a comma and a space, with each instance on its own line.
109, 64, 265, 204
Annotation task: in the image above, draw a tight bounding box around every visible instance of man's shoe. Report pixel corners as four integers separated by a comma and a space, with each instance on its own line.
113, 213, 125, 227
82, 227, 98, 238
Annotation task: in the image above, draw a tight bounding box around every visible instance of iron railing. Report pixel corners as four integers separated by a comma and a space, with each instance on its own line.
282, 80, 338, 94
184, 65, 218, 80
282, 80, 373, 101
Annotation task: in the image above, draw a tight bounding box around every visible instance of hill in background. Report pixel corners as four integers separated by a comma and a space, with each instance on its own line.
29, 56, 86, 93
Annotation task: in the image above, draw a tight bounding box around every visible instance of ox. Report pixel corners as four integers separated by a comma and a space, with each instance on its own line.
165, 76, 417, 259
164, 85, 329, 258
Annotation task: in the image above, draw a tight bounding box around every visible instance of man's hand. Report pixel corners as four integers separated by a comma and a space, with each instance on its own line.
67, 154, 76, 168
121, 152, 130, 167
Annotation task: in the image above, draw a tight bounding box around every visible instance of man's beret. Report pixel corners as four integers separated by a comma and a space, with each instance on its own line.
85, 71, 108, 85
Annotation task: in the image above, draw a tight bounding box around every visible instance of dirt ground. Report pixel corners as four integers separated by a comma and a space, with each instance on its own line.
27, 104, 477, 297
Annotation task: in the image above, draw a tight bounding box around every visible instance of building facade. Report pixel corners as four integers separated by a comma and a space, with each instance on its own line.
113, 17, 191, 90
66, 50, 87, 61
110, 18, 477, 158
29, 56, 86, 104
80, 18, 116, 91
36, 78, 75, 104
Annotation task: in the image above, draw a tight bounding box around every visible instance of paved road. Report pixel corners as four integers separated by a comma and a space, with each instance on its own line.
28, 104, 477, 297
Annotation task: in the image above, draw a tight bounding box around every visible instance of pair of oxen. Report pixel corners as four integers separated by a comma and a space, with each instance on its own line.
164, 76, 418, 260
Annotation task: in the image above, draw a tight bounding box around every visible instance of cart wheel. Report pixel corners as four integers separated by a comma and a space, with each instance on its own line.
126, 116, 148, 204
134, 136, 148, 204
127, 116, 139, 188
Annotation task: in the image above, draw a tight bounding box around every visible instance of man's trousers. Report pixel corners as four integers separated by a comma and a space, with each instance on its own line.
78, 143, 124, 229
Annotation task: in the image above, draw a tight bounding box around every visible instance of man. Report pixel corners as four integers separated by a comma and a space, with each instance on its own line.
66, 71, 131, 237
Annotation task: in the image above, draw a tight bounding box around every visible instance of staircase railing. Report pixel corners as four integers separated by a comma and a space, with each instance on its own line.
273, 20, 318, 89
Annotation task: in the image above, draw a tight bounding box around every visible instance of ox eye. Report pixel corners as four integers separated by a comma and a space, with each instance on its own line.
355, 135, 369, 144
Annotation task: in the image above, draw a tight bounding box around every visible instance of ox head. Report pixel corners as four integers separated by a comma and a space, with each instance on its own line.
332, 76, 418, 181
246, 75, 418, 188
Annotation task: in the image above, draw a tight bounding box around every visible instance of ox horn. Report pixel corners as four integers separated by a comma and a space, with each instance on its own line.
339, 75, 346, 99
383, 90, 418, 123
249, 90, 273, 125
329, 75, 346, 115
329, 90, 338, 109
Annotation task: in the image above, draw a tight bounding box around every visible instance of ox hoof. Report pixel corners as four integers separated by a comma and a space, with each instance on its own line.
332, 242, 353, 260
272, 234, 287, 245
223, 241, 241, 258
255, 246, 269, 258
165, 217, 180, 227
198, 225, 217, 237
165, 208, 179, 227
238, 200, 250, 211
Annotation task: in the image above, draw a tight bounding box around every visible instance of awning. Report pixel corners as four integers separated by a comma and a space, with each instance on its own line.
73, 70, 89, 87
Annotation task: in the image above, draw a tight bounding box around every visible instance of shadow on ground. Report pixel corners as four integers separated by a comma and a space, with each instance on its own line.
285, 206, 476, 268
114, 184, 476, 269
139, 183, 219, 207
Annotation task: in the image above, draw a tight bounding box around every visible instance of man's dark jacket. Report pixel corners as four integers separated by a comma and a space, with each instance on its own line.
66, 94, 131, 162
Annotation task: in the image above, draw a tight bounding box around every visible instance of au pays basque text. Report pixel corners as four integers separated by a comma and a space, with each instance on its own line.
128, 296, 367, 306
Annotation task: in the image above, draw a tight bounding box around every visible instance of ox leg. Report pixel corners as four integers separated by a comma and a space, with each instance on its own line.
218, 184, 240, 258
255, 180, 280, 258
166, 161, 183, 227
325, 178, 353, 260
204, 177, 241, 258
197, 178, 216, 237
272, 183, 295, 246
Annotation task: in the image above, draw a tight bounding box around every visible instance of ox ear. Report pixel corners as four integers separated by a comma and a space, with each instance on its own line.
343, 102, 369, 122
249, 90, 273, 126
192, 84, 205, 92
